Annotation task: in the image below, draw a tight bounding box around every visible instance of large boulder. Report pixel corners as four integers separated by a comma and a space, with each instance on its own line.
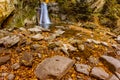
0, 0, 14, 25
34, 55, 75, 79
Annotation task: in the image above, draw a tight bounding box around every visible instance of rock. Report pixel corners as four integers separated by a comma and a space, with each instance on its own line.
37, 53, 42, 58
19, 27, 27, 31
11, 63, 20, 70
68, 38, 80, 44
112, 44, 120, 50
34, 55, 75, 79
28, 27, 42, 33
55, 29, 65, 36
86, 39, 100, 44
31, 34, 44, 40
24, 18, 34, 26
90, 0, 105, 12
101, 42, 108, 46
1, 72, 9, 77
75, 57, 81, 61
0, 35, 20, 47
78, 45, 85, 51
0, 0, 15, 23
55, 26, 65, 29
101, 55, 120, 73
31, 44, 41, 50
0, 77, 4, 80
108, 74, 119, 80
20, 53, 33, 66
75, 64, 91, 75
116, 51, 120, 56
7, 73, 15, 80
0, 55, 10, 65
91, 67, 109, 79
61, 44, 77, 55
45, 34, 57, 41
88, 56, 99, 64
116, 35, 120, 44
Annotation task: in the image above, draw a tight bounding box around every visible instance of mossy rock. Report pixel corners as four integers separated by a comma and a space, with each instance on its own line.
0, 0, 15, 25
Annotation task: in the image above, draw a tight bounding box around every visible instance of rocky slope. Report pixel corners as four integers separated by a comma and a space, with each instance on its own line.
0, 21, 120, 80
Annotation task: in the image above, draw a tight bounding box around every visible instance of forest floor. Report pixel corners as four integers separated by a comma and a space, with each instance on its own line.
0, 16, 120, 80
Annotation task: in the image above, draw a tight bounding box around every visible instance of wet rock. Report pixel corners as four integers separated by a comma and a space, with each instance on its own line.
7, 73, 15, 80
117, 35, 120, 44
7, 74, 15, 80
20, 53, 33, 66
75, 64, 91, 75
11, 63, 20, 70
108, 74, 119, 80
34, 55, 75, 79
91, 67, 109, 79
0, 35, 20, 47
101, 55, 120, 73
31, 34, 44, 40
0, 55, 10, 65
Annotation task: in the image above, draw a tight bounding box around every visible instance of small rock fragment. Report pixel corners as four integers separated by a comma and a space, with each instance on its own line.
54, 29, 65, 37
34, 55, 75, 79
7, 73, 15, 80
108, 74, 119, 80
115, 72, 120, 79
116, 51, 120, 56
31, 44, 41, 50
11, 63, 20, 70
0, 55, 10, 65
91, 67, 109, 80
88, 56, 99, 64
101, 42, 108, 46
101, 55, 120, 73
20, 53, 33, 66
116, 35, 120, 44
31, 33, 44, 40
78, 45, 85, 51
75, 64, 91, 75
28, 27, 42, 33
